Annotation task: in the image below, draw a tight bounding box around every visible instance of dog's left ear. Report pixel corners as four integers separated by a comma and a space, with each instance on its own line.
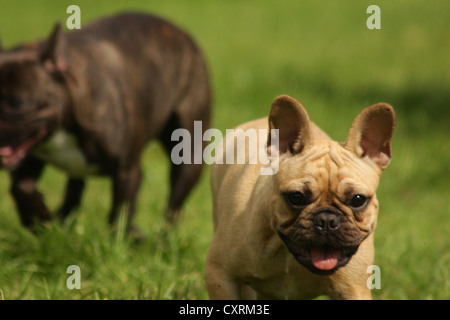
268, 95, 312, 156
39, 22, 68, 73
345, 103, 395, 170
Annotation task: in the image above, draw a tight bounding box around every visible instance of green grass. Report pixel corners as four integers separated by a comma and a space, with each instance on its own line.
0, 0, 449, 299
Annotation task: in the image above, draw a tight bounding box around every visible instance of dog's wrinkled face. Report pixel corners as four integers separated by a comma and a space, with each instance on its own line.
267, 95, 394, 275
274, 141, 381, 275
0, 24, 68, 169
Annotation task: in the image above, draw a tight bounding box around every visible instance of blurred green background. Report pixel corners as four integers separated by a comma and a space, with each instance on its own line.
0, 0, 448, 299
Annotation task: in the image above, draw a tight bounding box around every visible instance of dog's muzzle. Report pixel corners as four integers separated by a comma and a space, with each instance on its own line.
277, 206, 361, 275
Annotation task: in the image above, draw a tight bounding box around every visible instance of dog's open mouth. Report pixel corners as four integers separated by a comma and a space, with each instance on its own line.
278, 231, 359, 275
296, 245, 358, 275
0, 128, 47, 168
310, 247, 342, 271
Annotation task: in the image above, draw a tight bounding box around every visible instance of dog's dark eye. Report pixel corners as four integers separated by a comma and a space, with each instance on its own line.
348, 194, 368, 209
9, 97, 25, 109
285, 192, 310, 208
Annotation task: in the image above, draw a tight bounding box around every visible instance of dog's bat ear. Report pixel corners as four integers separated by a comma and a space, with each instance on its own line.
39, 22, 67, 73
268, 95, 312, 156
345, 103, 395, 170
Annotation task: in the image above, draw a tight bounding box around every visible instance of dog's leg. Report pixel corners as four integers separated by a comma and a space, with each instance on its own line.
329, 285, 372, 300
165, 162, 203, 224
205, 262, 241, 299
158, 113, 206, 224
108, 164, 142, 236
10, 156, 51, 228
240, 283, 258, 299
58, 178, 85, 221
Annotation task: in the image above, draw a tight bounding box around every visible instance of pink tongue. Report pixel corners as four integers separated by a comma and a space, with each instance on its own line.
310, 248, 340, 270
0, 146, 19, 166
0, 147, 13, 156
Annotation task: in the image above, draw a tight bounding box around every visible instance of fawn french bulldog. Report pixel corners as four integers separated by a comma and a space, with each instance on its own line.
206, 95, 394, 299
0, 13, 210, 234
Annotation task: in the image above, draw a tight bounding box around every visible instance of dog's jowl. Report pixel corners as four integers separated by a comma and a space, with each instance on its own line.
0, 13, 211, 233
206, 95, 394, 299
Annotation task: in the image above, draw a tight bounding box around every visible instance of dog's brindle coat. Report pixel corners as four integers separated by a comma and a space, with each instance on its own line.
0, 13, 211, 232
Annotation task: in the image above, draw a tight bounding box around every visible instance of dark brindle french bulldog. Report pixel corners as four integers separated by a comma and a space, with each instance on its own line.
0, 13, 211, 234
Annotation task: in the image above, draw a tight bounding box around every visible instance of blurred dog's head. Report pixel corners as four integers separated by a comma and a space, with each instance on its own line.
0, 23, 69, 169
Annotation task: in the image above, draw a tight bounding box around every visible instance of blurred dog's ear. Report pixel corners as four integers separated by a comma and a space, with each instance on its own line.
40, 22, 67, 73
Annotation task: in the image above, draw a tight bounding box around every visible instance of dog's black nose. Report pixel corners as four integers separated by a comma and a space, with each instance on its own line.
313, 212, 340, 232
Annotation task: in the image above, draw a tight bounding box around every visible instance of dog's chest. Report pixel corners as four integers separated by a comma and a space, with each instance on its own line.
248, 255, 324, 299
251, 274, 319, 300
31, 130, 100, 177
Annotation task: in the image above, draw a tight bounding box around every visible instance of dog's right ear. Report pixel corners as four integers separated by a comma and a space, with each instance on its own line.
268, 95, 312, 156
39, 22, 67, 73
